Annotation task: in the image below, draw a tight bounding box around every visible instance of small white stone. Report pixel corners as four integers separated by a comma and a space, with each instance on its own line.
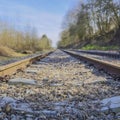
25, 69, 38, 74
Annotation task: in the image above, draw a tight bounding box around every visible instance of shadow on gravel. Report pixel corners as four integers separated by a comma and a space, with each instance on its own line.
22, 80, 120, 119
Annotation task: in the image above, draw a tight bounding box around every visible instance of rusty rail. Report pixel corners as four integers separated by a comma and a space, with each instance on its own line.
0, 51, 52, 76
63, 50, 120, 78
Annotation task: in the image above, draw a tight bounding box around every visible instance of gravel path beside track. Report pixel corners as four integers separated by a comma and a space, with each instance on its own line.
0, 50, 120, 120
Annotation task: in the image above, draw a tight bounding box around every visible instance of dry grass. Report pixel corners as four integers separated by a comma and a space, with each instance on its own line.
0, 46, 24, 57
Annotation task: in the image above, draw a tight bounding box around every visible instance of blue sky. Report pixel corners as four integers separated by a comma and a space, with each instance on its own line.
0, 0, 79, 47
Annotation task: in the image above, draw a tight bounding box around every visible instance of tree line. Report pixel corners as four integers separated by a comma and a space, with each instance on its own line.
57, 0, 120, 49
0, 21, 52, 52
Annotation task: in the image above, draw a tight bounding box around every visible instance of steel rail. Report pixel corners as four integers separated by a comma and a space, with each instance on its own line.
63, 50, 120, 78
0, 51, 53, 76
73, 49, 120, 59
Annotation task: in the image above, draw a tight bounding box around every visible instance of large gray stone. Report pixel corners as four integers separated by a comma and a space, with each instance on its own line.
101, 96, 120, 113
0, 97, 16, 107
0, 97, 33, 114
8, 78, 37, 85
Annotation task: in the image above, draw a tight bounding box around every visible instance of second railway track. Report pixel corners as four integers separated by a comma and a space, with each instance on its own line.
0, 49, 120, 120
64, 50, 120, 78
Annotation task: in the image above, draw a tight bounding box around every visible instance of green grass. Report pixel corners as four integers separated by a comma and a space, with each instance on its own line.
82, 45, 120, 51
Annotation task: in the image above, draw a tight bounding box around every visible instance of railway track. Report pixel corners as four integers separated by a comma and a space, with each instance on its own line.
0, 49, 120, 120
64, 50, 120, 78
0, 51, 52, 77
73, 49, 120, 66
74, 50, 120, 59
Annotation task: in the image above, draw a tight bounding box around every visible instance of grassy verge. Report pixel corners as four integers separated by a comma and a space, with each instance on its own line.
82, 45, 120, 51
0, 46, 26, 57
